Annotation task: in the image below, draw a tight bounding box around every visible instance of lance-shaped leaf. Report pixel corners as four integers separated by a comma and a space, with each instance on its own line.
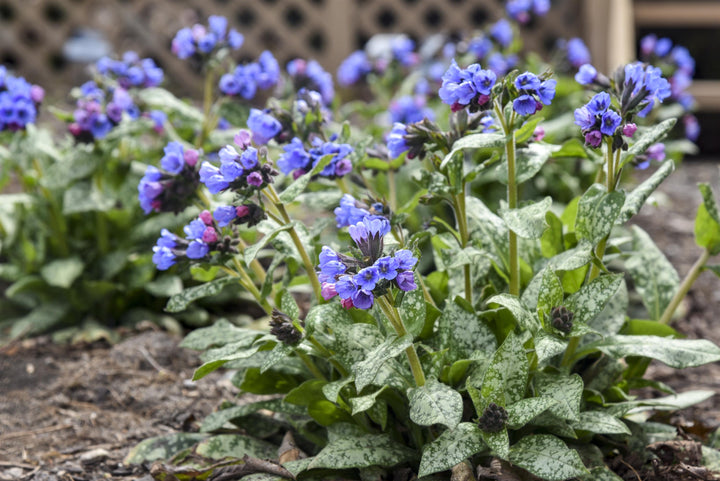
441, 132, 505, 169
304, 302, 353, 337
40, 257, 84, 289
496, 143, 560, 185
438, 298, 497, 362
181, 319, 264, 350
534, 330, 568, 365
536, 269, 564, 322
278, 153, 335, 203
509, 435, 589, 481
124, 433, 207, 464
499, 197, 552, 239
244, 222, 295, 265
195, 434, 278, 460
535, 373, 583, 421
481, 331, 529, 406
486, 293, 539, 333
417, 423, 485, 477
193, 336, 267, 380
166, 277, 237, 313
547, 240, 593, 271
350, 387, 387, 415
138, 87, 204, 122
506, 396, 557, 429
408, 379, 464, 429
619, 119, 676, 168
695, 183, 720, 255
352, 334, 413, 391
579, 335, 720, 368
625, 226, 679, 320
308, 434, 415, 470
617, 160, 674, 224
571, 411, 631, 435
585, 279, 627, 339
565, 274, 623, 326
575, 184, 625, 245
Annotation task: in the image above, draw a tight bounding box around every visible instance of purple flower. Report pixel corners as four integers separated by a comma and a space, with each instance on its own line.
157, 229, 178, 248
351, 289, 375, 309
490, 19, 513, 48
199, 162, 229, 194
160, 141, 185, 175
184, 219, 207, 240
214, 205, 238, 227
355, 266, 380, 291
575, 64, 597, 85
655, 37, 673, 57
246, 171, 263, 187
392, 36, 417, 66
396, 271, 417, 291
319, 246, 341, 265
646, 143, 666, 162
152, 246, 176, 270
335, 275, 358, 299
277, 138, 311, 175
622, 123, 637, 137
247, 108, 281, 145
335, 194, 374, 228
600, 110, 621, 136
471, 68, 497, 96
438, 60, 476, 108
684, 115, 700, 141
537, 79, 556, 105
573, 105, 595, 130
584, 130, 602, 148
389, 96, 435, 124
515, 72, 541, 92
321, 282, 338, 300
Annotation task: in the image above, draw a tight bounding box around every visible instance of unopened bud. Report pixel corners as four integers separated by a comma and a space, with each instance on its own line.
270, 309, 302, 345
551, 306, 574, 334
478, 403, 508, 433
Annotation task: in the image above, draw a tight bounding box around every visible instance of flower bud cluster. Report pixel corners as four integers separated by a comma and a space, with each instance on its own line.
550, 306, 574, 334
270, 309, 303, 345
334, 194, 388, 228
574, 92, 623, 148
439, 60, 497, 112
506, 0, 550, 24
277, 135, 354, 179
318, 217, 417, 310
151, 210, 240, 270
199, 132, 278, 195
0, 67, 44, 132
213, 203, 266, 228
617, 62, 671, 118
478, 402, 508, 433
69, 81, 139, 141
138, 142, 200, 214
96, 51, 163, 89
511, 72, 556, 116
287, 59, 334, 105
219, 51, 280, 99
171, 15, 244, 60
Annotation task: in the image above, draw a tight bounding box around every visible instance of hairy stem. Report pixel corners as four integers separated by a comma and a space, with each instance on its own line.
658, 248, 712, 325
377, 295, 426, 387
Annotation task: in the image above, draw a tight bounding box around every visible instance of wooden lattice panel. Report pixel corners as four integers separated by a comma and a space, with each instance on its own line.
0, 0, 586, 97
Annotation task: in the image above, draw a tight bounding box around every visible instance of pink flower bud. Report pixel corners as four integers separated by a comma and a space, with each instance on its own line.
533, 127, 545, 141
236, 205, 250, 218
68, 123, 82, 136
234, 130, 252, 149
476, 94, 490, 106
292, 169, 306, 180
199, 210, 213, 225
584, 130, 602, 148
30, 85, 45, 104
622, 123, 637, 137
341, 298, 354, 309
246, 172, 263, 187
202, 227, 218, 243
184, 149, 199, 166
321, 282, 338, 300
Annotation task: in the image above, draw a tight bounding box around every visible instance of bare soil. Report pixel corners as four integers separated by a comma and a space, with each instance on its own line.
1, 162, 719, 481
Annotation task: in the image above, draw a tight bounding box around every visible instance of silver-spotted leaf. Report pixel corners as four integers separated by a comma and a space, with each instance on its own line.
619, 119, 676, 168
575, 184, 625, 246
580, 335, 720, 368
308, 434, 415, 470
481, 331, 529, 405
417, 422, 485, 477
509, 435, 589, 481
350, 387, 387, 415
565, 274, 623, 326
506, 396, 558, 429
617, 160, 674, 224
166, 277, 238, 313
571, 411, 631, 435
352, 334, 412, 391
535, 373, 583, 421
499, 197, 552, 239
438, 299, 497, 362
195, 434, 277, 460
408, 379, 463, 429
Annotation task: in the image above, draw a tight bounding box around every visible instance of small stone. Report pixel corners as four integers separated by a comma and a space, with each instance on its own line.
79, 448, 110, 464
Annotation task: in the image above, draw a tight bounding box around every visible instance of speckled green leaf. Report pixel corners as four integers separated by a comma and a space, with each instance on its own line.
547, 240, 593, 271
124, 433, 207, 464
195, 434, 277, 460
626, 226, 679, 320
582, 466, 624, 481
40, 257, 84, 289
509, 435, 589, 481
398, 273, 427, 336
486, 293, 539, 333
585, 279, 627, 339
408, 379, 463, 429
541, 211, 565, 258
537, 269, 564, 322
575, 184, 625, 245
192, 336, 266, 380
497, 143, 559, 185
442, 133, 505, 169
62, 181, 114, 214
352, 334, 412, 391
304, 302, 353, 337
244, 222, 294, 265
565, 274, 623, 326
535, 373, 583, 421
438, 299, 497, 362
571, 411, 630, 435
619, 119, 676, 168
534, 330, 568, 365
417, 422, 485, 477
333, 323, 384, 365
481, 332, 528, 405
308, 434, 415, 470
200, 399, 293, 432
466, 197, 509, 264
481, 426, 510, 460
322, 378, 353, 403
166, 277, 238, 313
617, 160, 674, 224
580, 335, 720, 368
279, 153, 335, 203
138, 87, 203, 122
506, 396, 557, 429
628, 390, 715, 412
350, 387, 387, 415
499, 197, 552, 239
695, 183, 720, 255
261, 342, 295, 373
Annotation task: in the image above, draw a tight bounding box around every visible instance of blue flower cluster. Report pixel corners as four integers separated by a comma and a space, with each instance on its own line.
213, 203, 266, 228
69, 81, 139, 141
287, 59, 334, 105
562, 38, 591, 69
639, 35, 695, 110
199, 132, 277, 195
574, 92, 623, 148
574, 64, 598, 86
621, 62, 671, 117
334, 194, 386, 228
387, 123, 410, 160
96, 51, 163, 89
391, 37, 418, 67
512, 72, 556, 116
506, 0, 550, 23
152, 211, 223, 270
389, 95, 435, 124
219, 51, 280, 98
277, 136, 353, 179
337, 51, 373, 86
138, 141, 200, 214
247, 108, 282, 145
438, 60, 497, 112
0, 67, 43, 131
490, 19, 514, 49
318, 217, 417, 309
171, 16, 244, 59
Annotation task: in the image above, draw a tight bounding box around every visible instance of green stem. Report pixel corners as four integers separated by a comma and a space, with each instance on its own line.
223, 263, 273, 315
265, 185, 322, 301
452, 186, 472, 305
195, 69, 216, 147
296, 349, 327, 380
388, 169, 397, 212
503, 117, 520, 296
658, 248, 711, 325
377, 295, 426, 387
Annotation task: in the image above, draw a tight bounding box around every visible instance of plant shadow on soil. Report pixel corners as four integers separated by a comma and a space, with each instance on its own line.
1, 162, 719, 481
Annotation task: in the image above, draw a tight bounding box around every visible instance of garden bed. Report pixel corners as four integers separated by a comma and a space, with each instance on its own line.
1, 161, 719, 481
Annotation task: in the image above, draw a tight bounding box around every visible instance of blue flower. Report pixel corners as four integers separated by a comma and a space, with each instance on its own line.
515, 72, 541, 92
351, 289, 375, 309
575, 64, 597, 85
566, 38, 591, 68
396, 271, 417, 291
349, 217, 390, 261
389, 95, 435, 124
335, 275, 358, 299
337, 50, 372, 86
277, 138, 311, 175
199, 162, 229, 194
394, 250, 418, 270
490, 19, 513, 48
152, 246, 176, 270
186, 241, 209, 259
600, 110, 622, 136
573, 105, 596, 130
468, 36, 493, 59
240, 147, 258, 169
655, 37, 673, 57
184, 219, 207, 240
354, 266, 380, 291
334, 194, 372, 228
375, 256, 399, 280
247, 108, 281, 145
537, 79, 556, 105
513, 94, 539, 116
471, 67, 497, 96
392, 37, 416, 66
157, 229, 178, 248
256, 51, 280, 88
387, 123, 410, 160
587, 92, 611, 115
319, 246, 341, 265
214, 205, 237, 227
160, 141, 185, 175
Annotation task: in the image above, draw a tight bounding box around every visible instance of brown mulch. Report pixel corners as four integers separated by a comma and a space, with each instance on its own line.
0, 162, 719, 481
